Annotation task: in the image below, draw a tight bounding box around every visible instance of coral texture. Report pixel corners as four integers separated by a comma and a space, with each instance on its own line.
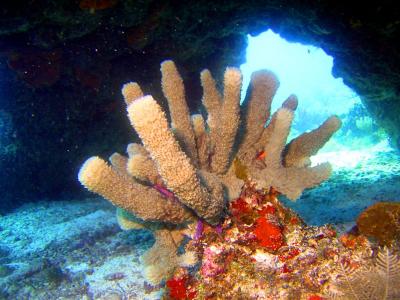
78, 156, 192, 224
127, 95, 225, 224
78, 60, 340, 284
357, 202, 400, 247
177, 184, 400, 299
329, 247, 400, 299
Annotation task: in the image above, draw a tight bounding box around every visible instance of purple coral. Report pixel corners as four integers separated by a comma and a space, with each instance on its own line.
200, 245, 226, 281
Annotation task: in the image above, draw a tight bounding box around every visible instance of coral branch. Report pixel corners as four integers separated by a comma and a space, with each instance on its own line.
191, 114, 209, 169
78, 156, 193, 224
200, 69, 222, 155
127, 151, 160, 185
238, 70, 279, 162
127, 96, 224, 224
211, 67, 242, 174
161, 60, 199, 166
263, 108, 294, 169
109, 152, 129, 175
283, 115, 342, 167
121, 82, 143, 105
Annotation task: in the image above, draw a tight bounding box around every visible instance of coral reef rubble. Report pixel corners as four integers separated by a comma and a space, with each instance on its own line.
172, 184, 399, 299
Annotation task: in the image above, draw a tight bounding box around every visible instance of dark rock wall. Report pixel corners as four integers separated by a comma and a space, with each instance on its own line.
0, 1, 398, 210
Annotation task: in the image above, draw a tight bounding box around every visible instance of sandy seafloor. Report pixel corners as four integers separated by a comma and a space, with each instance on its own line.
0, 146, 399, 299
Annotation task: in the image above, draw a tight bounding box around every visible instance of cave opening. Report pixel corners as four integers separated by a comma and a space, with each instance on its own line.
241, 29, 391, 169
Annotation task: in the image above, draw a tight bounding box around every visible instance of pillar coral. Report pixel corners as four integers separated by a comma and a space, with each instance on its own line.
78, 60, 340, 284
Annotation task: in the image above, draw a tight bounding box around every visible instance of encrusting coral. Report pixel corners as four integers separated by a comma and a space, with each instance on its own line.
78, 60, 341, 285
176, 184, 400, 300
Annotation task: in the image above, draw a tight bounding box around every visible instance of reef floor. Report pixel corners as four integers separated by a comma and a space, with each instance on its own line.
0, 148, 399, 299
0, 198, 160, 299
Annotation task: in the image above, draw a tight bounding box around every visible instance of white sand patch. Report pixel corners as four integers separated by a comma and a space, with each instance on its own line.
0, 198, 116, 258
311, 140, 393, 169
85, 254, 162, 300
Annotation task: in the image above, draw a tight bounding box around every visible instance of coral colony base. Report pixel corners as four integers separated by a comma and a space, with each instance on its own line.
78, 61, 400, 299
